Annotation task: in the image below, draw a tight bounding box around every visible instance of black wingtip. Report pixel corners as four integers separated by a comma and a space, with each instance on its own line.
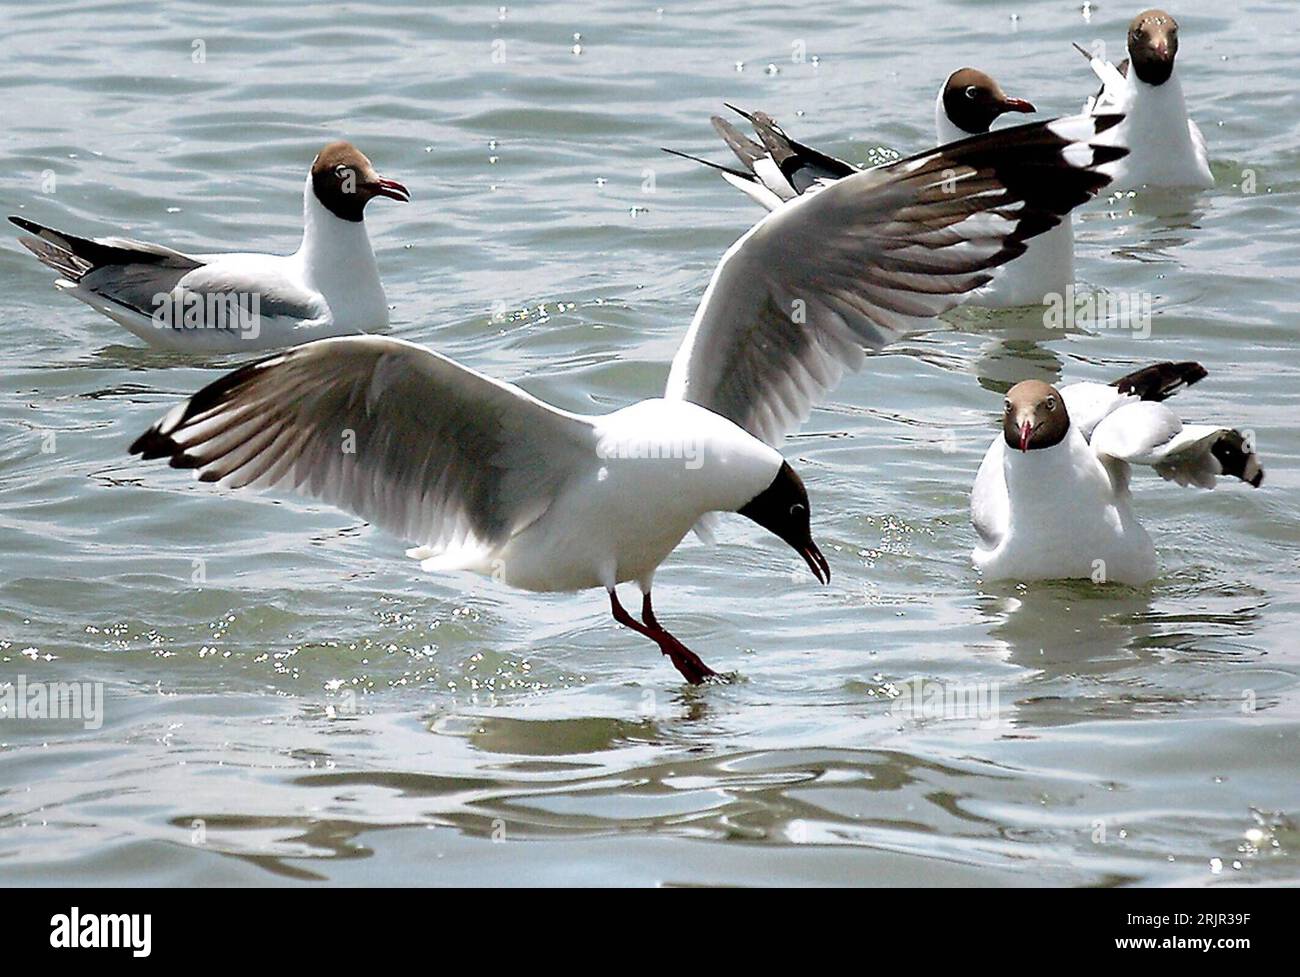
1092, 144, 1129, 168
1211, 431, 1264, 488
887, 113, 1130, 237
661, 146, 754, 180
723, 101, 756, 122
129, 422, 203, 472
1072, 42, 1094, 62
1091, 113, 1125, 137
1113, 361, 1208, 401
130, 353, 282, 468
128, 425, 176, 460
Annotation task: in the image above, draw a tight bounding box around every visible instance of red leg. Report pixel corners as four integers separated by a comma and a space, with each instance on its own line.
640, 593, 659, 629
642, 592, 720, 684
608, 589, 718, 685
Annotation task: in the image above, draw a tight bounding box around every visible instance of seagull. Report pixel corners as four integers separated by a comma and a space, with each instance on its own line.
972, 362, 1263, 586
933, 67, 1038, 144
934, 68, 1074, 307
666, 69, 1074, 308
1074, 8, 1214, 189
130, 114, 1124, 684
8, 141, 409, 353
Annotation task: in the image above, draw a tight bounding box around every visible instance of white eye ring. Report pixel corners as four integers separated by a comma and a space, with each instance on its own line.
1004, 401, 1013, 413
790, 503, 806, 517
1045, 397, 1057, 411
965, 86, 978, 100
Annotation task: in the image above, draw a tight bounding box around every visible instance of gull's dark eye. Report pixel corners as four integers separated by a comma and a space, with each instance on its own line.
334, 164, 349, 178
1045, 396, 1057, 411
1004, 400, 1013, 413
965, 86, 978, 100
790, 503, 806, 518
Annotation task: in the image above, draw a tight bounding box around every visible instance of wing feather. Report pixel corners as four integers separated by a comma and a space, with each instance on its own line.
667, 114, 1126, 444
130, 336, 597, 567
1089, 402, 1264, 490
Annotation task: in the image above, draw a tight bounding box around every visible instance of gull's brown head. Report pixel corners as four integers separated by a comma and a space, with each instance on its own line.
1003, 380, 1070, 453
941, 67, 1036, 135
310, 141, 410, 222
1128, 9, 1179, 85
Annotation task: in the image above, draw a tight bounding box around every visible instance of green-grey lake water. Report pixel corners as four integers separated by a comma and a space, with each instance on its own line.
1, 0, 1298, 885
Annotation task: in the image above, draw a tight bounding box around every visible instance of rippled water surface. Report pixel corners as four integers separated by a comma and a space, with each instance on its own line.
2, 0, 1299, 885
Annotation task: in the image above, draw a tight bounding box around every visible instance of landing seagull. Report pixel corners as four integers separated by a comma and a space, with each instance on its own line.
972, 362, 1262, 585
131, 115, 1124, 684
8, 141, 409, 353
1075, 8, 1213, 189
663, 104, 855, 210
667, 68, 1073, 307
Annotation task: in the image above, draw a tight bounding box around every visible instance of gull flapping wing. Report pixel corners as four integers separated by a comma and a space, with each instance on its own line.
1062, 360, 1208, 440
665, 114, 1127, 447
1090, 402, 1263, 491
1061, 362, 1263, 491
129, 336, 597, 568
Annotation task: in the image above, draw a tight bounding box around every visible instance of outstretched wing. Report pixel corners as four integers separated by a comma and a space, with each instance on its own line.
1063, 360, 1207, 440
666, 114, 1126, 446
1089, 401, 1263, 490
129, 336, 597, 569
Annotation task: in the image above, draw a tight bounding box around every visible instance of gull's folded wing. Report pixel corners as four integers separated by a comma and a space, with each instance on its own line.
9, 215, 324, 328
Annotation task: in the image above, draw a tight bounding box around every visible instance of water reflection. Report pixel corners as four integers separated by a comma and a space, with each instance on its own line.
974, 581, 1156, 670
1101, 187, 1212, 263
971, 330, 1066, 392
972, 575, 1271, 731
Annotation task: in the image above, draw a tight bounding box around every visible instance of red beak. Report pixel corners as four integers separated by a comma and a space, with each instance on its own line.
799, 541, 831, 585
1019, 421, 1033, 452
369, 177, 410, 202
1001, 97, 1036, 114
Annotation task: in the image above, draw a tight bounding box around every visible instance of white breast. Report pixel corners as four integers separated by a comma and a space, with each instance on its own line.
971, 427, 1157, 585
1092, 69, 1214, 190
294, 175, 390, 332
969, 220, 1074, 308
496, 400, 782, 593
935, 90, 1075, 308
